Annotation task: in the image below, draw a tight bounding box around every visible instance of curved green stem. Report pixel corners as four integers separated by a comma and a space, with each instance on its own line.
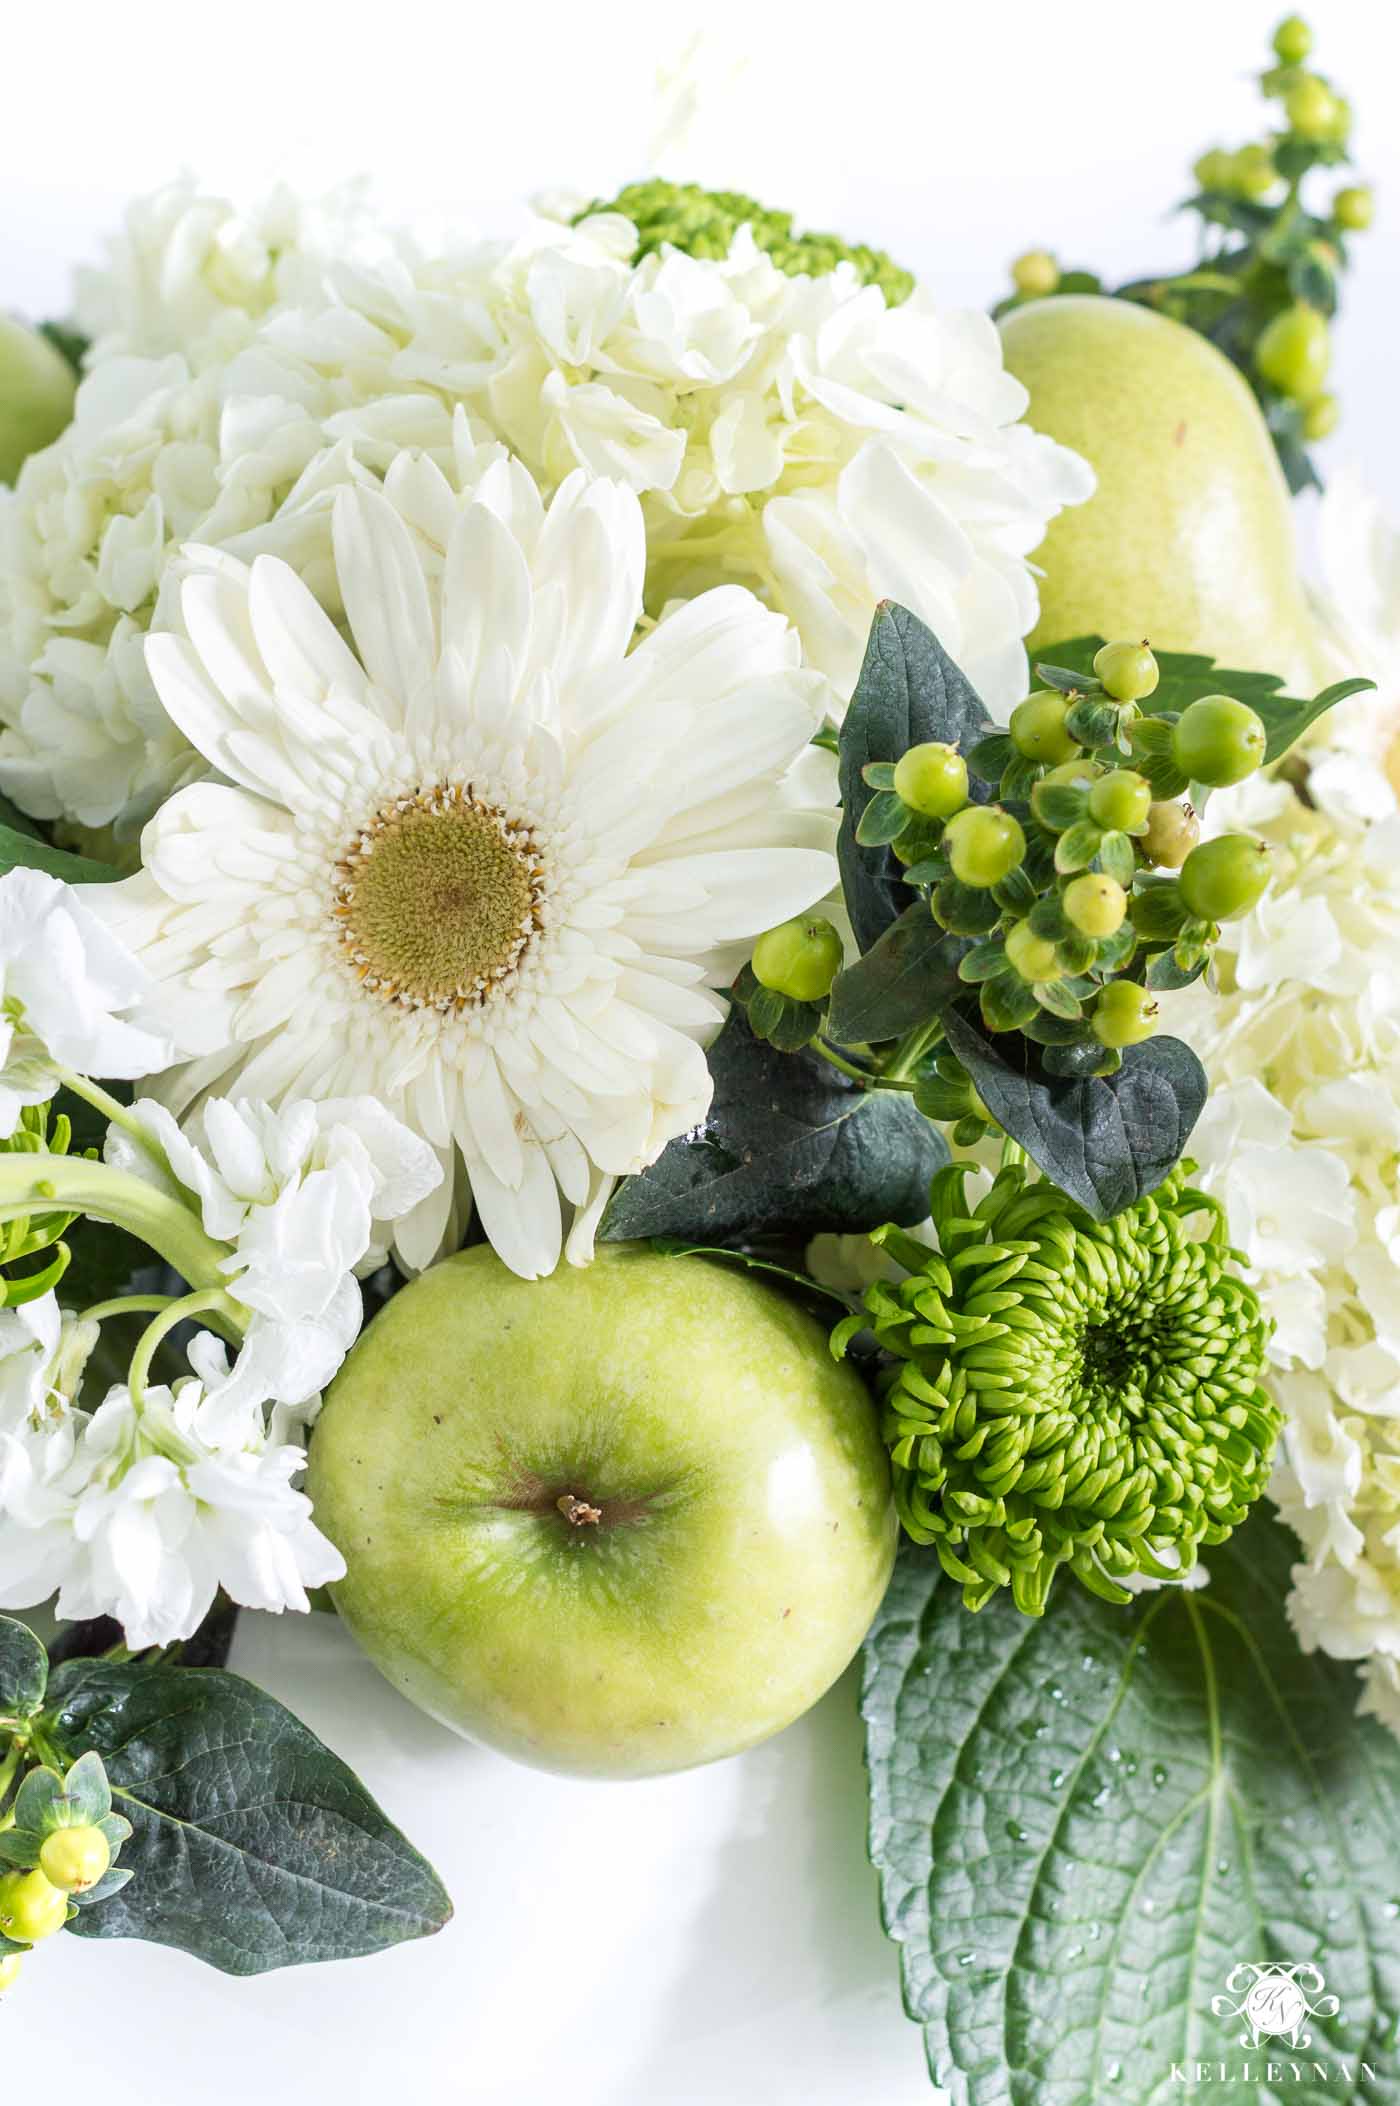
0, 1156, 235, 1315
52, 1066, 165, 1165
79, 1293, 182, 1327
882, 1020, 943, 1085
813, 1040, 876, 1088
128, 1290, 244, 1407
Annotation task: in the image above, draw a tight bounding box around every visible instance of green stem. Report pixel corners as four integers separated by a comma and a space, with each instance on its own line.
882, 1021, 942, 1085
0, 1741, 21, 1808
79, 1293, 182, 1327
128, 1290, 243, 1407
812, 1041, 876, 1087
52, 1066, 165, 1164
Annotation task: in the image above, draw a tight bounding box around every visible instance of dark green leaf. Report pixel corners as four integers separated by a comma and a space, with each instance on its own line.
46, 1659, 452, 1975
1032, 662, 1096, 696
941, 1007, 1205, 1218
828, 911, 967, 1043
932, 879, 1002, 937
838, 604, 996, 952
1254, 677, 1376, 765
855, 789, 911, 847
967, 733, 1015, 783
862, 1510, 1400, 2106
979, 973, 1040, 1034
0, 1615, 47, 1719
0, 824, 121, 886
599, 1009, 947, 1245
1147, 949, 1210, 992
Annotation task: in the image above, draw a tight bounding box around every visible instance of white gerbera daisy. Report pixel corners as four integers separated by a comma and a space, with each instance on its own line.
104, 461, 835, 1277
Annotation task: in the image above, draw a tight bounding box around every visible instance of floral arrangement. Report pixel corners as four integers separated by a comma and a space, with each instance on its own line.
1, 13, 1397, 2099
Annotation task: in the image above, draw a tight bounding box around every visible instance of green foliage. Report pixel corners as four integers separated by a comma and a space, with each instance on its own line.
0, 820, 120, 885
0, 1616, 47, 1721
862, 1510, 1400, 2103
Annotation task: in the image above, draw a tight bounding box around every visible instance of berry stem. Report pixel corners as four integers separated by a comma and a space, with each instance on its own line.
883, 1021, 943, 1084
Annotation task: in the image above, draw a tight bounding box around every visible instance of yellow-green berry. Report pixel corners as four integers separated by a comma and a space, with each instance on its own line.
1193, 148, 1236, 193
1272, 14, 1311, 65
0, 1869, 68, 1944
1231, 144, 1278, 200
1093, 640, 1159, 702
1254, 305, 1330, 401
1011, 249, 1060, 298
1010, 691, 1079, 765
0, 1952, 21, 1993
1088, 769, 1152, 833
1172, 694, 1267, 787
1005, 921, 1061, 983
943, 806, 1026, 888
893, 740, 969, 818
1302, 392, 1340, 440
752, 917, 844, 1003
1334, 184, 1373, 231
1063, 873, 1128, 939
1142, 800, 1200, 869
1285, 74, 1341, 141
39, 1825, 111, 1896
1179, 835, 1272, 921
1091, 981, 1159, 1048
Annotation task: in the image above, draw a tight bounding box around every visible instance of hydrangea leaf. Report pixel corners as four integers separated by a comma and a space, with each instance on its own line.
1036, 637, 1375, 764
861, 1510, 1400, 2105
838, 605, 997, 953
942, 1007, 1205, 1220
45, 1657, 452, 1974
0, 1614, 47, 1720
598, 1008, 948, 1245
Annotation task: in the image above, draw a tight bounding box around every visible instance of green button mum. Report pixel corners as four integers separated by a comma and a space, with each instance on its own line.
573, 180, 914, 306
835, 1162, 1278, 1615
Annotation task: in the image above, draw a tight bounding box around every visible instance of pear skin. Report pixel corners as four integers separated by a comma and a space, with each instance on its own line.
0, 316, 76, 484
1001, 296, 1328, 690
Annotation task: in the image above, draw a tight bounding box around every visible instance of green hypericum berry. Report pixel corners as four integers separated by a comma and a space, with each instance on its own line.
1041, 757, 1103, 789
1088, 769, 1152, 833
944, 806, 1027, 888
38, 1825, 111, 1896
1005, 920, 1061, 982
1179, 834, 1272, 921
1091, 980, 1159, 1047
1324, 93, 1353, 143
1092, 640, 1159, 702
1284, 74, 1341, 140
1272, 14, 1311, 64
1063, 873, 1127, 939
842, 1162, 1278, 1614
0, 1868, 68, 1944
751, 917, 844, 1003
1172, 694, 1268, 787
1010, 249, 1060, 297
1009, 691, 1079, 764
1302, 391, 1340, 440
1193, 148, 1236, 193
1254, 304, 1330, 401
0, 1951, 20, 1992
1231, 144, 1278, 199
893, 740, 969, 818
1334, 184, 1374, 231
1142, 800, 1200, 869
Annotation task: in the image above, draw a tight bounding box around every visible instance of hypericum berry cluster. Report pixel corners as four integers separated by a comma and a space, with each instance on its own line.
851, 641, 1269, 1076
0, 1753, 132, 1995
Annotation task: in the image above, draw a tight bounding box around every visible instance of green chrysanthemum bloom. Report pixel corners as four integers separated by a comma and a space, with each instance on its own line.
573, 180, 914, 305
835, 1162, 1278, 1615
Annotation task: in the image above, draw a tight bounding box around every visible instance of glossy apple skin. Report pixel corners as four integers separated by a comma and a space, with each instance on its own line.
308, 1246, 897, 1779
0, 316, 76, 484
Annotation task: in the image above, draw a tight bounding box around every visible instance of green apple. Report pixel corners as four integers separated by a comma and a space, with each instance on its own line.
0, 316, 76, 483
308, 1246, 897, 1779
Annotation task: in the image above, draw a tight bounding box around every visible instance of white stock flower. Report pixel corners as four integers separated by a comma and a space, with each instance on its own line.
101, 465, 835, 1277
0, 867, 176, 1130
0, 1334, 344, 1649
1307, 467, 1400, 791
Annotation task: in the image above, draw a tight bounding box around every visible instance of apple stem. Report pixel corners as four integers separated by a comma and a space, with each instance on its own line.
556, 1493, 603, 1527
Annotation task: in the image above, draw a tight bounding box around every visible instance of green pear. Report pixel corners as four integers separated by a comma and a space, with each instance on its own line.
0, 317, 76, 484
307, 1245, 896, 1779
1001, 296, 1327, 689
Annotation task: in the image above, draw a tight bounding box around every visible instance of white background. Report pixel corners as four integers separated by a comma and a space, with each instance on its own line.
4, 3, 1400, 2101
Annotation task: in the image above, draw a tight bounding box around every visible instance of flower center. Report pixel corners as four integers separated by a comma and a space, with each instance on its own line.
333, 786, 546, 1012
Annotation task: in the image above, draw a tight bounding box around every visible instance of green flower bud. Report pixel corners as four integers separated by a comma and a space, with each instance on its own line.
0, 316, 78, 484
573, 181, 913, 304
846, 1164, 1278, 1614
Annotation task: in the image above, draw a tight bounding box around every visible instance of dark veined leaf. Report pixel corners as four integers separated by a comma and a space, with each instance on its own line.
599, 1008, 947, 1245
826, 909, 967, 1045
47, 1657, 452, 1975
839, 604, 997, 952
862, 1510, 1400, 2105
0, 1614, 47, 1719
941, 1007, 1205, 1219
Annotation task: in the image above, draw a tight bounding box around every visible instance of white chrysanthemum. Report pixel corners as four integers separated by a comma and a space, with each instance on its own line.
1177, 782, 1400, 1735
103, 463, 836, 1276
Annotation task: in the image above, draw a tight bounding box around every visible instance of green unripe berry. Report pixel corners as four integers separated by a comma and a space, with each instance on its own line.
943, 805, 1026, 888
751, 916, 844, 1004
1179, 834, 1272, 921
1005, 920, 1061, 983
1284, 74, 1341, 141
1302, 391, 1340, 440
1193, 148, 1235, 193
1040, 757, 1103, 789
1063, 873, 1127, 939
1091, 981, 1160, 1049
1142, 800, 1200, 869
1011, 249, 1060, 298
1324, 94, 1353, 144
0, 1952, 20, 1992
1231, 144, 1278, 200
1172, 694, 1268, 787
1254, 304, 1330, 402
39, 1824, 111, 1896
1093, 640, 1159, 702
1010, 690, 1079, 765
1088, 769, 1152, 833
893, 740, 969, 818
1334, 184, 1373, 231
0, 1868, 68, 1944
1272, 15, 1311, 64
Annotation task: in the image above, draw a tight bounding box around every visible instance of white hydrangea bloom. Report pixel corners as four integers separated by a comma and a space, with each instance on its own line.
1307, 466, 1400, 787
0, 866, 177, 1130
1176, 776, 1400, 1734
0, 183, 1091, 835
